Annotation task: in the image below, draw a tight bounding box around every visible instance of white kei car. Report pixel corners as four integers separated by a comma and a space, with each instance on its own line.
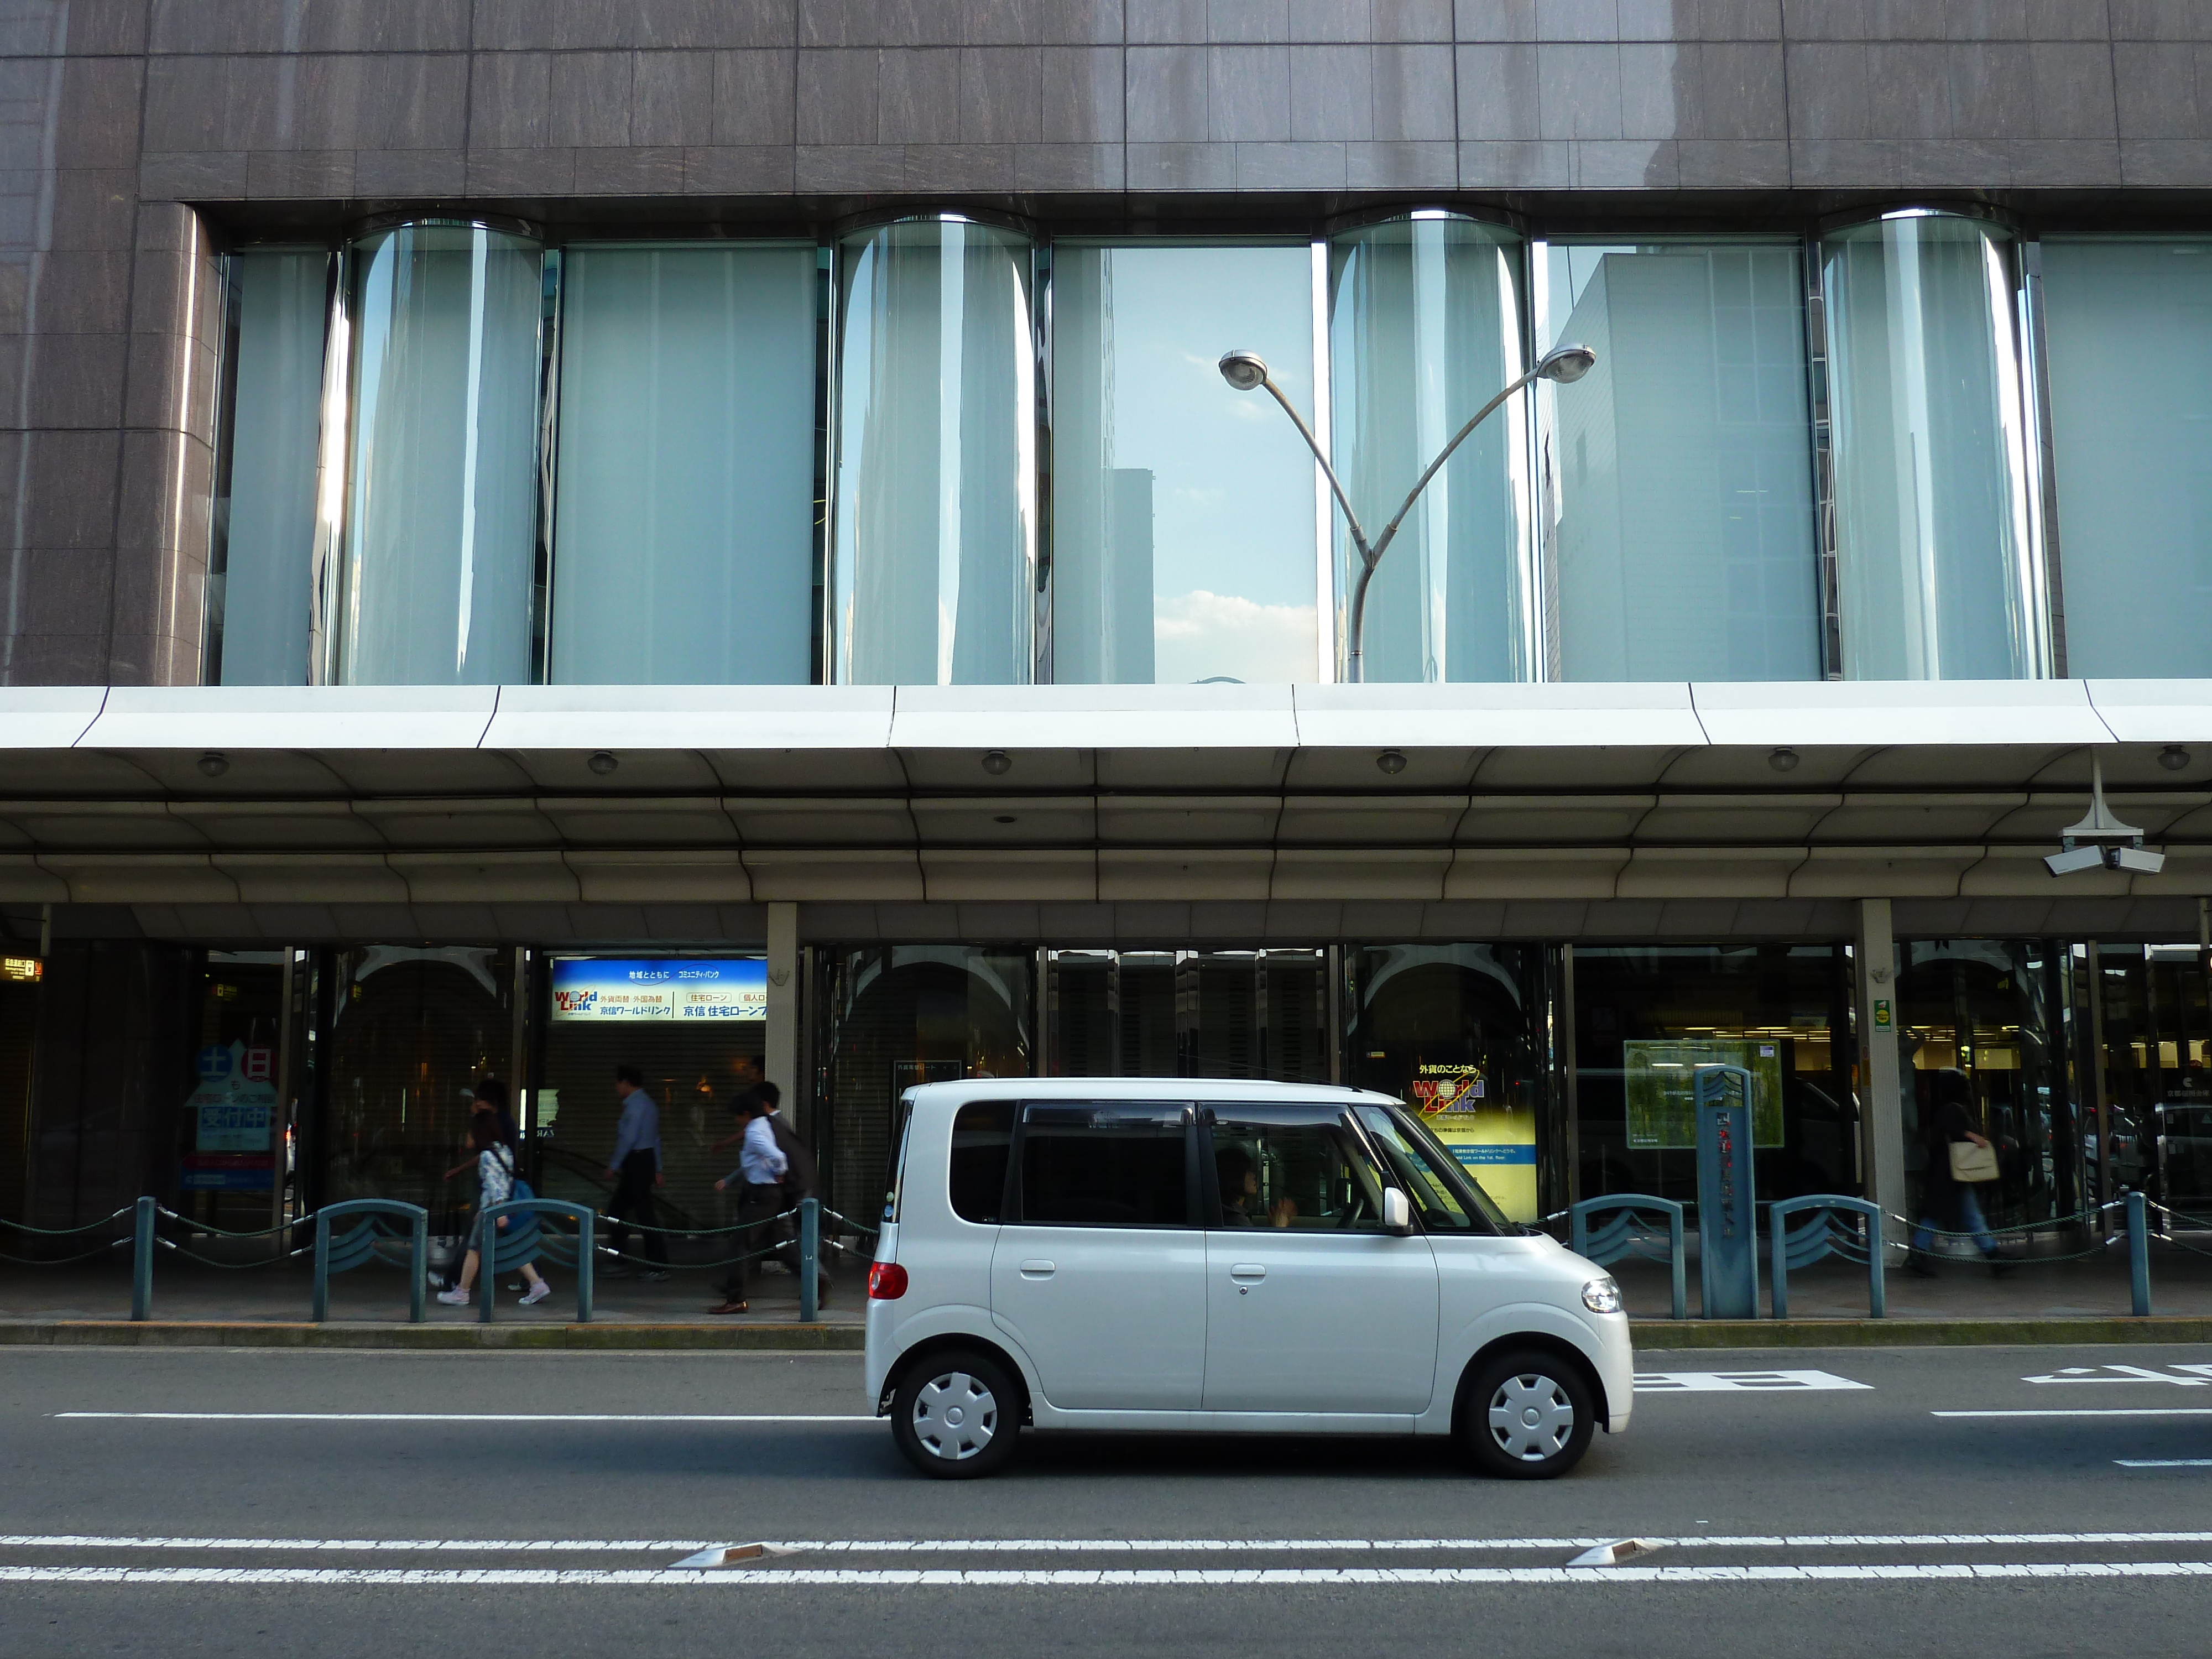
864, 1079, 1632, 1479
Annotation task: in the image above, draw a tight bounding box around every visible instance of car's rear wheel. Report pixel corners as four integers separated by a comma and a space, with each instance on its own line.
890, 1349, 1020, 1479
1460, 1348, 1595, 1479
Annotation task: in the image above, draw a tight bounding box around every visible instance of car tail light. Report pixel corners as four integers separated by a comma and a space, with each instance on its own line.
868, 1261, 909, 1300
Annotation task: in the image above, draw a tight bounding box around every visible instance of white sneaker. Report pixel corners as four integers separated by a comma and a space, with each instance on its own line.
435, 1288, 470, 1306
520, 1281, 552, 1306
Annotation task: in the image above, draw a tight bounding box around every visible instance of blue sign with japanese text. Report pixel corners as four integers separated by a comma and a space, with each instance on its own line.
549, 957, 767, 1022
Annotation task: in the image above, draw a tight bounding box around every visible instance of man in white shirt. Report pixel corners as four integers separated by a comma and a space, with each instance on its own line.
707, 1095, 785, 1315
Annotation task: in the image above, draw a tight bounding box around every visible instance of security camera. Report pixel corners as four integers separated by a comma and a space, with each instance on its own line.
2110, 844, 2167, 875
2044, 844, 2106, 877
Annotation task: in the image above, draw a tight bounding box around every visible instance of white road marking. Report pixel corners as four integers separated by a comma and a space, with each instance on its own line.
2117, 1460, 2212, 1469
51, 1413, 880, 1424
1934, 1408, 2212, 1419
9, 1532, 2212, 1554
2026, 1365, 2212, 1387
7, 1563, 2212, 1588
1635, 1371, 1869, 1394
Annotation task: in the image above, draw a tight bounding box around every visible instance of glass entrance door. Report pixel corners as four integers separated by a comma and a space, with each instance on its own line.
2090, 944, 2212, 1215
1046, 949, 1331, 1084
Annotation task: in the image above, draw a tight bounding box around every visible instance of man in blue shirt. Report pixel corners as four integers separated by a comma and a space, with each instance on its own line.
707, 1093, 786, 1316
603, 1065, 669, 1280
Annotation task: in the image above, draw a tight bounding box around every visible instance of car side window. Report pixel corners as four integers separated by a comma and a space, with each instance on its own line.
949, 1101, 1015, 1223
1016, 1105, 1191, 1228
1204, 1110, 1387, 1232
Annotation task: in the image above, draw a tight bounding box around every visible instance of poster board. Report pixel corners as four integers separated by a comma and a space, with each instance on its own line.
1410, 1063, 1537, 1223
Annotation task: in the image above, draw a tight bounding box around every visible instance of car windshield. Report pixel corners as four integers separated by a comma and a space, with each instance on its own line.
1355, 1104, 1512, 1233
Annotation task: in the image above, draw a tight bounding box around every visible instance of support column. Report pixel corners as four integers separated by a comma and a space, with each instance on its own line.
1856, 899, 1906, 1258
765, 902, 800, 1129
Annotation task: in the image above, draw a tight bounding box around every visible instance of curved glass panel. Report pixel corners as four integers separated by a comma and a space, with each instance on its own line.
1823, 213, 2041, 680
1329, 217, 1527, 683
550, 244, 816, 685
2040, 238, 2212, 679
831, 219, 1035, 685
1053, 242, 1319, 685
211, 249, 327, 686
338, 222, 543, 686
1542, 239, 1819, 681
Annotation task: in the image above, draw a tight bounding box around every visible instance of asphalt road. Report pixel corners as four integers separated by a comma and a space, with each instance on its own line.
4, 1343, 2211, 1657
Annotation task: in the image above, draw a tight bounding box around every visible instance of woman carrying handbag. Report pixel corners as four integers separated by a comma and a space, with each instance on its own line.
1907, 1072, 2012, 1278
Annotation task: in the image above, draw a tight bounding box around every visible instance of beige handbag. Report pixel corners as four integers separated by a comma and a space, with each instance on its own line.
1948, 1140, 1999, 1183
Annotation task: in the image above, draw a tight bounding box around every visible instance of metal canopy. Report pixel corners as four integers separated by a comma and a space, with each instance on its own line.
0, 681, 2204, 909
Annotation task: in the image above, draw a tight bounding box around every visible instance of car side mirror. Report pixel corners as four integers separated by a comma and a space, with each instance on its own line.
1382, 1188, 1412, 1234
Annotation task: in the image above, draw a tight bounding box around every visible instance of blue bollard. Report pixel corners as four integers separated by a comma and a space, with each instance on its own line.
800, 1197, 820, 1323
130, 1196, 154, 1321
2127, 1190, 2151, 1317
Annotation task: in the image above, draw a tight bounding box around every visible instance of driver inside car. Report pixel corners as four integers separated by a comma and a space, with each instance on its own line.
1215, 1144, 1296, 1227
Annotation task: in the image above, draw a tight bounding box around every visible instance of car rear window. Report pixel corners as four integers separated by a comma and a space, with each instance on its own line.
949, 1101, 1015, 1223
1017, 1105, 1189, 1228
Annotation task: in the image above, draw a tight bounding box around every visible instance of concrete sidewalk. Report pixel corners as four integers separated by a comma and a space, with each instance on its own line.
0, 1249, 868, 1331
9, 1227, 2212, 1350
1608, 1237, 2212, 1320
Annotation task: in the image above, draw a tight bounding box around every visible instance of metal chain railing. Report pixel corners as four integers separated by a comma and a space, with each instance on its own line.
2, 1188, 880, 1324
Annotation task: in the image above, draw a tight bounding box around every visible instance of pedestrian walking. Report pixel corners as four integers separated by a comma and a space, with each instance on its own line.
603, 1063, 670, 1282
707, 1094, 785, 1316
1907, 1072, 2012, 1277
759, 1083, 831, 1309
707, 1055, 770, 1159
436, 1116, 552, 1307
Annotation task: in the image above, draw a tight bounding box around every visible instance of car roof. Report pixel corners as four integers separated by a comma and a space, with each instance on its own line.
902, 1078, 1400, 1107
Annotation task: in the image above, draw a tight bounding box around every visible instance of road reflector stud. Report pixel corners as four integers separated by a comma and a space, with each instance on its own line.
672, 1542, 792, 1568
1567, 1538, 1663, 1568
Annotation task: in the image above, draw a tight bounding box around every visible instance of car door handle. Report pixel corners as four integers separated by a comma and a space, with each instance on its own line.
1229, 1264, 1266, 1281
1019, 1260, 1056, 1279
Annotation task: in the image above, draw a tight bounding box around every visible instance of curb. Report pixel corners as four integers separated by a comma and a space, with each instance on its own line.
0, 1321, 867, 1350
2, 1318, 2206, 1350
1629, 1316, 2212, 1347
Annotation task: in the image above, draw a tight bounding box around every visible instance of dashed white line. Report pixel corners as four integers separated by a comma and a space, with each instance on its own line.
1933, 1409, 2212, 1420
2116, 1460, 2212, 1469
6, 1563, 2212, 1588
8, 1532, 2212, 1554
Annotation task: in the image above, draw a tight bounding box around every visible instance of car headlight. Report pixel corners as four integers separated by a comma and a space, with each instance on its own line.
1582, 1275, 1622, 1314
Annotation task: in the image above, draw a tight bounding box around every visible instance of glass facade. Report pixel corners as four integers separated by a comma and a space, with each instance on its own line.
813, 946, 1035, 1228
830, 218, 1036, 686
337, 222, 545, 686
1047, 948, 1330, 1082
2083, 945, 2210, 1214
1823, 211, 2043, 680
1052, 243, 1320, 685
210, 250, 327, 686
1896, 939, 2080, 1229
2040, 239, 2212, 679
203, 214, 2212, 690
529, 954, 769, 1232
549, 244, 817, 685
1569, 944, 1858, 1209
316, 946, 516, 1226
1345, 944, 1554, 1224
1329, 217, 1528, 683
1543, 239, 1820, 681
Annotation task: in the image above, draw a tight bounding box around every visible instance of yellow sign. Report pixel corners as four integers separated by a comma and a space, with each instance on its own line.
1410, 1063, 1536, 1223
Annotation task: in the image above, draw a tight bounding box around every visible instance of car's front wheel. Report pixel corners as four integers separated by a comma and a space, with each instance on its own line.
890, 1349, 1020, 1479
1460, 1348, 1596, 1479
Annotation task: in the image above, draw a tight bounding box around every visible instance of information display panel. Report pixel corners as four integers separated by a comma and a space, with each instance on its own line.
549, 957, 766, 1022
1623, 1039, 1784, 1150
